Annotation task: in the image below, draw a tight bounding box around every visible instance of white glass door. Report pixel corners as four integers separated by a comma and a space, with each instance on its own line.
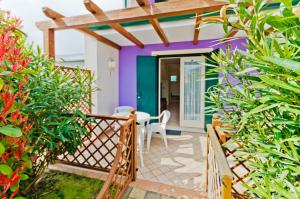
180, 56, 205, 129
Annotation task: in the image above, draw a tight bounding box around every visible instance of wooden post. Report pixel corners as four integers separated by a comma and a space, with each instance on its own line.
43, 29, 55, 59
129, 109, 138, 181
222, 175, 232, 199
212, 113, 222, 128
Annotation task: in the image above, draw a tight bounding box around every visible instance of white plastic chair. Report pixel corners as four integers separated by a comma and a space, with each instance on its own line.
114, 106, 133, 114
147, 110, 171, 151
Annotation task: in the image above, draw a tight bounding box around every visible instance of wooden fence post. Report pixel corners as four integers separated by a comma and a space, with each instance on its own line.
222, 175, 233, 199
212, 113, 222, 128
129, 109, 137, 181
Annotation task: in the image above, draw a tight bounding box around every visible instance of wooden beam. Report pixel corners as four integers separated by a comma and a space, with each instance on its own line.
42, 7, 64, 20
193, 13, 202, 45
84, 0, 103, 14
136, 0, 169, 47
42, 7, 121, 50
36, 0, 227, 30
109, 23, 144, 48
136, 0, 150, 6
84, 0, 144, 48
43, 29, 55, 58
149, 19, 169, 47
78, 28, 121, 49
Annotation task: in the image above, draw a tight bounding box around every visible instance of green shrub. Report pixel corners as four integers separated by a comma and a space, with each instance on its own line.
21, 48, 93, 193
0, 10, 33, 198
205, 0, 300, 198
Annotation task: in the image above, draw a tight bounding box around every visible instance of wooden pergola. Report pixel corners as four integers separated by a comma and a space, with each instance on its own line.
36, 0, 227, 58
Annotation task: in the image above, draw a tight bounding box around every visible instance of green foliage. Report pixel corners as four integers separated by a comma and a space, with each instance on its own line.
205, 0, 300, 198
21, 48, 93, 192
0, 10, 33, 198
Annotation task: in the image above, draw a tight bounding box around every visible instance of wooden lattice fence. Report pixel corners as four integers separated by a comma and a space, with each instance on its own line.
56, 113, 137, 199
56, 66, 137, 198
207, 124, 233, 199
209, 114, 252, 198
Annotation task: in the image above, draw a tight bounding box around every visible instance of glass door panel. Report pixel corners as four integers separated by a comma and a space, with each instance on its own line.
180, 56, 205, 128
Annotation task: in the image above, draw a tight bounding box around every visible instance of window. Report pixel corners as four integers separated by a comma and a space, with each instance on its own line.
170, 75, 177, 82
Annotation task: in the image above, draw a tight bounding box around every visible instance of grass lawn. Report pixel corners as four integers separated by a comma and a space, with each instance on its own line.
27, 171, 104, 199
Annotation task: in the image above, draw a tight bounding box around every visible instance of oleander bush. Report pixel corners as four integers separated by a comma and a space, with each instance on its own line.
0, 11, 32, 198
21, 48, 93, 193
205, 0, 300, 198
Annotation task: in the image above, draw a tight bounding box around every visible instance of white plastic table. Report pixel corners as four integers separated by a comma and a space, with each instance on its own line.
113, 111, 150, 167
113, 111, 150, 125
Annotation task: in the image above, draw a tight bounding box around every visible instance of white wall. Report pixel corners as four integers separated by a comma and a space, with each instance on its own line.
0, 0, 125, 57
84, 36, 119, 115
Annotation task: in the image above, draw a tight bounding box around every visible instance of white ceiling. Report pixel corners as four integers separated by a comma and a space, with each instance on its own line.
96, 18, 245, 46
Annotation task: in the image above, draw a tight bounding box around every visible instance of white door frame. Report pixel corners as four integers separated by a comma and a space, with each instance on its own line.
154, 48, 213, 131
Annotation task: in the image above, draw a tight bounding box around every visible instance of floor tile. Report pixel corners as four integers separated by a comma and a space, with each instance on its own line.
138, 131, 207, 192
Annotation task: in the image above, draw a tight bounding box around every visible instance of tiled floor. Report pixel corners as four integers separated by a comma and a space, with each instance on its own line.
137, 131, 207, 192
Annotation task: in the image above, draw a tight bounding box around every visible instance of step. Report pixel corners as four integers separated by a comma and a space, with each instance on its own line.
128, 179, 207, 199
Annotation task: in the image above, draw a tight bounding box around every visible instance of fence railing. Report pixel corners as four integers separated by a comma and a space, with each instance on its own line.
56, 112, 137, 199
206, 124, 233, 199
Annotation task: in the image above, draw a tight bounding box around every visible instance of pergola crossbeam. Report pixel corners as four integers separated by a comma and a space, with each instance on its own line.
84, 0, 144, 48
136, 0, 169, 47
36, 0, 227, 31
42, 7, 121, 50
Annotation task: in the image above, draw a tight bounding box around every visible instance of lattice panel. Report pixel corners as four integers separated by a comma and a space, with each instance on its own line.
103, 121, 135, 198
57, 115, 130, 172
58, 66, 92, 114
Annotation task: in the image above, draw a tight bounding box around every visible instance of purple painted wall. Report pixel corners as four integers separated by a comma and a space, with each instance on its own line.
119, 39, 246, 107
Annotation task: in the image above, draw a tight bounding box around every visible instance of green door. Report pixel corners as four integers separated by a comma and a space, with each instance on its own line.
137, 56, 158, 117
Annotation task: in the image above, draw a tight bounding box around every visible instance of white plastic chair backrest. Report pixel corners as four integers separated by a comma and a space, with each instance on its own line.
160, 110, 170, 129
114, 106, 133, 114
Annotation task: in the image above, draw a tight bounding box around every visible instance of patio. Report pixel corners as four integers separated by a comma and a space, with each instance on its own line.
137, 131, 207, 192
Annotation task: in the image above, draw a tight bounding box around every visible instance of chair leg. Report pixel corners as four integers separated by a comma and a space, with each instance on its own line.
139, 146, 144, 167
147, 130, 152, 151
138, 126, 144, 167
161, 129, 168, 149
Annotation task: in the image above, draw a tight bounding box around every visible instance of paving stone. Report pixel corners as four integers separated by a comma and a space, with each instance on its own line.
144, 192, 161, 199
128, 188, 147, 199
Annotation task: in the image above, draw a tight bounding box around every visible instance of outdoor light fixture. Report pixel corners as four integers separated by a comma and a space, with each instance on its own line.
108, 58, 116, 76
108, 58, 116, 70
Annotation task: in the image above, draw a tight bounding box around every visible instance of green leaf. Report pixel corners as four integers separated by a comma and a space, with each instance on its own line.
260, 76, 300, 94
262, 56, 300, 75
0, 143, 5, 156
21, 174, 29, 180
0, 78, 3, 90
0, 165, 13, 176
0, 125, 22, 137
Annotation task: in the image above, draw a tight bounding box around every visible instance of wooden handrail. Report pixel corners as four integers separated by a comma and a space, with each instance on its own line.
207, 124, 233, 199
96, 120, 130, 198
207, 124, 233, 180
97, 115, 136, 198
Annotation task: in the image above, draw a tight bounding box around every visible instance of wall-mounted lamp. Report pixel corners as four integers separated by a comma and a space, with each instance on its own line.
108, 58, 116, 70
108, 58, 116, 76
